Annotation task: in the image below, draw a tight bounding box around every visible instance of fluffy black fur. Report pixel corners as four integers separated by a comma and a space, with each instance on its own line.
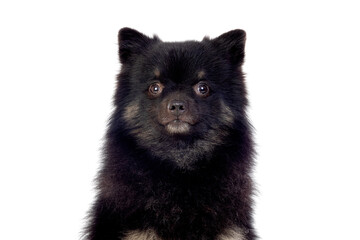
85, 28, 256, 240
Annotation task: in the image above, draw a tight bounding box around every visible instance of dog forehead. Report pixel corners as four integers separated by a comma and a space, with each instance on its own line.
139, 42, 222, 85
148, 41, 208, 66
148, 49, 207, 83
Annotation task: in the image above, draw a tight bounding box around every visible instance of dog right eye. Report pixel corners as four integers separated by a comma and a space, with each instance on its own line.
193, 82, 211, 97
148, 83, 164, 96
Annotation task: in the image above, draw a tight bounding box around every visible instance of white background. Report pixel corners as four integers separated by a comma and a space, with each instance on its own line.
0, 1, 359, 240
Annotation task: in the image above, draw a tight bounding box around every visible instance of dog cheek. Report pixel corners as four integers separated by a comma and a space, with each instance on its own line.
123, 101, 140, 123
219, 99, 235, 127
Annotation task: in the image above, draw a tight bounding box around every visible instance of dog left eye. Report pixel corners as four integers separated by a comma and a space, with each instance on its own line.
194, 82, 210, 97
148, 82, 164, 96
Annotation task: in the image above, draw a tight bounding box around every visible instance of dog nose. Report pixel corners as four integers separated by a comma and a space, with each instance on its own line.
168, 100, 187, 116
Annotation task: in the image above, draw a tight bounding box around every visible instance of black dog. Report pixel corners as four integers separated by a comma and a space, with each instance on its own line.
85, 28, 256, 240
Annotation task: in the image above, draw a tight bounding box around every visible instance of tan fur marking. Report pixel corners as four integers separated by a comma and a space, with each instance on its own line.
220, 99, 235, 125
123, 101, 140, 123
154, 68, 161, 78
197, 70, 206, 79
123, 229, 161, 240
217, 227, 246, 240
165, 122, 191, 134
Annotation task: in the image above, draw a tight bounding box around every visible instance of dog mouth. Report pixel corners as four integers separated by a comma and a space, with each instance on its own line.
164, 119, 191, 135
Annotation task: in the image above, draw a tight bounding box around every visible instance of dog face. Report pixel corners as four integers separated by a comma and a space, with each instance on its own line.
114, 28, 247, 168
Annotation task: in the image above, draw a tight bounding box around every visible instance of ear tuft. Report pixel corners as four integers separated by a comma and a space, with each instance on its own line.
211, 29, 246, 65
118, 28, 154, 64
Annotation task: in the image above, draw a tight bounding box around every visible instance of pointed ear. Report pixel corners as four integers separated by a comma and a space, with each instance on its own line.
211, 29, 246, 65
118, 28, 155, 64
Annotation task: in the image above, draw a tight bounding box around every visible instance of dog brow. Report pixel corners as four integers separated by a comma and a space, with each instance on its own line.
154, 68, 161, 78
197, 70, 206, 79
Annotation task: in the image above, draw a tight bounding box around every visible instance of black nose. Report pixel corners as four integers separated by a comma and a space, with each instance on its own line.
168, 100, 187, 116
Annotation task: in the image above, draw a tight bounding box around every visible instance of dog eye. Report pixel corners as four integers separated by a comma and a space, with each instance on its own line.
194, 82, 210, 97
148, 83, 164, 96
198, 84, 209, 94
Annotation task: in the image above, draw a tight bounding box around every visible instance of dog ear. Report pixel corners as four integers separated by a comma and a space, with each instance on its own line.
118, 28, 156, 64
211, 29, 246, 66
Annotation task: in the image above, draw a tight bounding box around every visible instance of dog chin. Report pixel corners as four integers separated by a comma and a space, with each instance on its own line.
165, 120, 191, 135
